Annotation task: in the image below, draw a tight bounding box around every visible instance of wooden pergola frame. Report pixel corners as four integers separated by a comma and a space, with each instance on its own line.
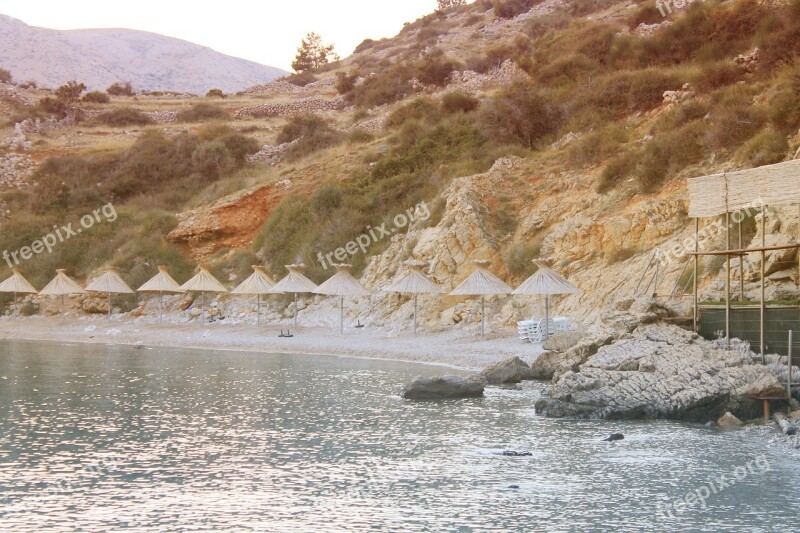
686, 159, 800, 360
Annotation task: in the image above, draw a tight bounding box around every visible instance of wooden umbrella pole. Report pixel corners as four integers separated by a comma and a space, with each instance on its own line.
61, 294, 65, 321
693, 219, 699, 332
760, 206, 766, 362
726, 212, 731, 349
257, 294, 260, 327
201, 291, 205, 329
340, 296, 344, 335
545, 295, 550, 341
159, 293, 163, 324
108, 292, 112, 323
788, 330, 793, 401
481, 295, 485, 337
294, 293, 298, 330
413, 294, 418, 336
13, 290, 16, 321
738, 214, 744, 301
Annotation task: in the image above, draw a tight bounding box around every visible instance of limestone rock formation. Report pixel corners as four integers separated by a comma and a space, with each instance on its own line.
534, 322, 784, 421
401, 374, 486, 400
480, 356, 535, 384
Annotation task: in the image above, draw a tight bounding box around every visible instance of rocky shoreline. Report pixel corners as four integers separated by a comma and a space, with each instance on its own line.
402, 297, 800, 446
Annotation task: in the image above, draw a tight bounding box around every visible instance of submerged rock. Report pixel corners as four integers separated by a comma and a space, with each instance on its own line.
481, 356, 534, 384
534, 320, 784, 422
401, 374, 486, 400
498, 450, 532, 456
717, 412, 743, 426
603, 433, 624, 442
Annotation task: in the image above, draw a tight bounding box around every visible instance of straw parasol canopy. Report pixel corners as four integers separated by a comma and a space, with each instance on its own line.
449, 260, 512, 336
86, 267, 134, 322
383, 260, 442, 335
313, 263, 370, 334
268, 263, 318, 330
512, 259, 582, 339
180, 265, 228, 327
232, 265, 275, 326
0, 268, 38, 320
137, 265, 185, 324
40, 269, 85, 320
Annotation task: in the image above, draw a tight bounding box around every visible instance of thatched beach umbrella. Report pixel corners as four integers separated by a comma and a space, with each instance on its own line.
137, 265, 185, 324
268, 263, 318, 330
449, 260, 512, 336
0, 268, 38, 320
180, 265, 228, 327
86, 267, 134, 323
39, 269, 85, 320
232, 265, 275, 326
512, 259, 582, 340
383, 260, 442, 336
313, 264, 370, 334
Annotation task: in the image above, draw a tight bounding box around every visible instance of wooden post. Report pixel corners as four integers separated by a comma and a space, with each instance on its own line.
481, 295, 485, 337
413, 294, 418, 336
789, 330, 794, 401
760, 206, 766, 362
13, 290, 16, 321
726, 212, 731, 349
738, 213, 744, 302
340, 296, 344, 335
763, 399, 770, 423
693, 219, 699, 332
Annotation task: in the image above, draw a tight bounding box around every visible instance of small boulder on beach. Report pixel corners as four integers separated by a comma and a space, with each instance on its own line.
717, 412, 743, 427
401, 374, 486, 400
481, 356, 535, 384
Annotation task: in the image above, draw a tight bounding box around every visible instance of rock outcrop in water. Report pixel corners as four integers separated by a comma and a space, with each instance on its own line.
534, 298, 795, 422
402, 375, 486, 400
481, 356, 535, 384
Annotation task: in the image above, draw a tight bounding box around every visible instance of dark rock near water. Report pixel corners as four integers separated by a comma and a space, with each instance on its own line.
401, 374, 486, 400
481, 356, 535, 384
603, 433, 624, 442
498, 450, 532, 456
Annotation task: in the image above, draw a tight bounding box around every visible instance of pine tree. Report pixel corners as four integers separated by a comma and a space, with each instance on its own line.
291, 32, 339, 73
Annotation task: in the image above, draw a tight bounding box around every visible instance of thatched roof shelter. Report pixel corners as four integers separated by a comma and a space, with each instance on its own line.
512, 259, 581, 340
448, 260, 512, 336
0, 268, 38, 320
180, 266, 227, 327
86, 267, 134, 295
137, 265, 185, 324
40, 269, 85, 320
232, 265, 276, 327
138, 265, 184, 294
0, 268, 38, 295
383, 260, 442, 335
314, 264, 369, 334
268, 264, 318, 330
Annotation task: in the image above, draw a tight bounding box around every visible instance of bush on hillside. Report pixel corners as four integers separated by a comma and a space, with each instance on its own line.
176, 103, 228, 122
441, 92, 479, 114
493, 0, 538, 19
348, 63, 415, 107
82, 90, 110, 103
276, 114, 344, 160
0, 68, 11, 84
736, 127, 788, 167
385, 97, 441, 129
415, 49, 462, 87
479, 82, 561, 148
94, 107, 153, 126
283, 71, 318, 87
335, 72, 358, 95
107, 82, 135, 96
206, 88, 225, 98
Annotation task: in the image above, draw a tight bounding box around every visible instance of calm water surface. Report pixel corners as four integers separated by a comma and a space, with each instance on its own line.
1, 340, 799, 532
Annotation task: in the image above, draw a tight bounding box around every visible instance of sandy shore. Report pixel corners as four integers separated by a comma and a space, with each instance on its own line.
0, 316, 543, 370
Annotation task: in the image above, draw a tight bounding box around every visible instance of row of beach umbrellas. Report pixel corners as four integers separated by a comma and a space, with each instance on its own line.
0, 259, 582, 336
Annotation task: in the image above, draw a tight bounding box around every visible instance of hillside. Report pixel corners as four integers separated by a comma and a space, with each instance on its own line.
0, 0, 799, 331
0, 14, 286, 93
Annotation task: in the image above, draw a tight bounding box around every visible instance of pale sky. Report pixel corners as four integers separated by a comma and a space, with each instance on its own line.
0, 0, 446, 71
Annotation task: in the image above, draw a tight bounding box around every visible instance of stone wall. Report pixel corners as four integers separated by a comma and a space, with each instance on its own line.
234, 96, 346, 119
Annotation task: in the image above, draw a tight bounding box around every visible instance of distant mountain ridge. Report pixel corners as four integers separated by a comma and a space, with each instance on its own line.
0, 14, 287, 94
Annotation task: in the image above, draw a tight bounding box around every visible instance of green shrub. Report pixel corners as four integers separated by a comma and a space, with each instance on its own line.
277, 114, 344, 160
107, 82, 134, 96
283, 71, 318, 87
55, 81, 86, 104
176, 103, 228, 122
441, 92, 479, 114
506, 242, 541, 277
597, 151, 637, 193
385, 97, 441, 129
335, 72, 358, 94
82, 90, 110, 103
415, 49, 462, 87
354, 39, 376, 53
493, 0, 537, 19
36, 97, 67, 117
705, 105, 766, 152
736, 127, 788, 167
581, 70, 682, 118
191, 141, 233, 181
94, 107, 153, 126
627, 4, 663, 29
479, 82, 561, 148
348, 129, 374, 144
206, 88, 225, 98
0, 67, 11, 83
348, 64, 415, 107
567, 126, 627, 168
